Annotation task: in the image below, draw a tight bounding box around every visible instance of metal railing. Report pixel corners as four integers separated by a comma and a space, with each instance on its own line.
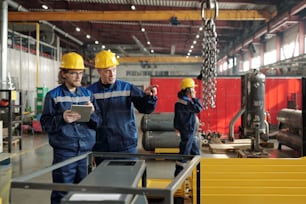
11, 152, 201, 204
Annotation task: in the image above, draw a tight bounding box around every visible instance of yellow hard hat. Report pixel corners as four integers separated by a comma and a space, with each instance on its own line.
95, 50, 119, 69
60, 52, 85, 70
180, 78, 197, 90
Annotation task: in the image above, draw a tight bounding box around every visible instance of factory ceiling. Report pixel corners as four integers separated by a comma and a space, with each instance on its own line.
6, 0, 306, 64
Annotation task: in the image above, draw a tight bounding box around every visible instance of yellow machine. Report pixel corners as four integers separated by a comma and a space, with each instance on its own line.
144, 156, 306, 204
175, 157, 306, 204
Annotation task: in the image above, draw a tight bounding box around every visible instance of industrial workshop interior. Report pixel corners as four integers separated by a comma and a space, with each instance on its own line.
1, 0, 306, 204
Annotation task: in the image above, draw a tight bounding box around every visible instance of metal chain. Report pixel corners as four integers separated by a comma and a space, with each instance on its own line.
201, 1, 218, 110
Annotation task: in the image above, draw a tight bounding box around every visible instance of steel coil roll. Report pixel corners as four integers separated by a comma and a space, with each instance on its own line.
142, 131, 180, 151
276, 108, 301, 129
140, 113, 175, 132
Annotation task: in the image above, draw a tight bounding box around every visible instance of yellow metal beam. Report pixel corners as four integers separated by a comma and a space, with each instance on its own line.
200, 157, 306, 204
8, 10, 270, 22
119, 56, 202, 63
154, 148, 180, 153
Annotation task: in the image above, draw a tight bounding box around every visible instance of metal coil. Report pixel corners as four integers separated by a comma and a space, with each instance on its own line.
140, 113, 175, 132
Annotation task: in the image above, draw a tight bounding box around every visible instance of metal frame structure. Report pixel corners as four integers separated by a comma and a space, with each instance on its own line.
11, 152, 201, 204
302, 78, 306, 157
0, 89, 22, 153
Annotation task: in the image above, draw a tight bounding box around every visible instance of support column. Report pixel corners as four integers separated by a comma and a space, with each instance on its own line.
275, 35, 281, 61
0, 0, 8, 89
298, 20, 305, 55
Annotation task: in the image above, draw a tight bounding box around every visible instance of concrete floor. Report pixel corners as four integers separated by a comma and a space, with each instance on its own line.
2, 113, 301, 204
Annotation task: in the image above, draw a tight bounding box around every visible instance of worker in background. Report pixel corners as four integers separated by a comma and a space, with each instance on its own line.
87, 50, 158, 164
174, 78, 203, 176
40, 52, 101, 204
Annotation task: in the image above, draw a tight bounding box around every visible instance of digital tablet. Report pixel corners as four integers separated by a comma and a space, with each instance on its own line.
71, 105, 92, 122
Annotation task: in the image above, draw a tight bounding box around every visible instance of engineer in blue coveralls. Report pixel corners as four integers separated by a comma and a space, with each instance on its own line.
40, 52, 101, 204
87, 50, 158, 164
174, 78, 203, 177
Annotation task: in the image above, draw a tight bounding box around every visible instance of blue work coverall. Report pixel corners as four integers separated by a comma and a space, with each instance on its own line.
173, 96, 202, 176
87, 79, 157, 163
40, 85, 101, 204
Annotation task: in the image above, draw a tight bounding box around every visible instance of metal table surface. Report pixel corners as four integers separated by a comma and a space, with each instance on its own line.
61, 160, 147, 204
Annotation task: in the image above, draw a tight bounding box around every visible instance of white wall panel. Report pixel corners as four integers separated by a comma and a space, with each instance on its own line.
39, 57, 59, 90
281, 25, 299, 60
7, 49, 21, 89
264, 37, 277, 65
8, 47, 59, 91
7, 48, 59, 112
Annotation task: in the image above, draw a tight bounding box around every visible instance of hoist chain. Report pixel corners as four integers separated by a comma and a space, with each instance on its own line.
201, 0, 218, 110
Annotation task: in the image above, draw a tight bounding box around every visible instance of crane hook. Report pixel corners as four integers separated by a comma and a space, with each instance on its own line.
201, 0, 219, 21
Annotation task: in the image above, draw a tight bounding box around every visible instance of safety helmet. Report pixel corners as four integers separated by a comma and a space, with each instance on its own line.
60, 52, 85, 70
180, 78, 197, 90
95, 50, 119, 69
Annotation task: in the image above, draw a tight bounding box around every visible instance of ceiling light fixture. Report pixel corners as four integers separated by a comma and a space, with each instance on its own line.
95, 40, 99, 44
76, 27, 80, 32
131, 5, 136, 10
86, 34, 91, 39
41, 4, 48, 10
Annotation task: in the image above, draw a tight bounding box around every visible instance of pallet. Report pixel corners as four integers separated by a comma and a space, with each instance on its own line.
209, 139, 251, 154
3, 137, 22, 149
237, 149, 270, 158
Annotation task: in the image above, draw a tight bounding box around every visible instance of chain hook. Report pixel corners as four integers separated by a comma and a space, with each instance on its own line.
201, 0, 219, 22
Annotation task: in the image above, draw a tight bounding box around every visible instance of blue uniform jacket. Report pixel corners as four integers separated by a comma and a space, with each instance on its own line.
40, 85, 101, 152
87, 79, 157, 152
174, 96, 202, 137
